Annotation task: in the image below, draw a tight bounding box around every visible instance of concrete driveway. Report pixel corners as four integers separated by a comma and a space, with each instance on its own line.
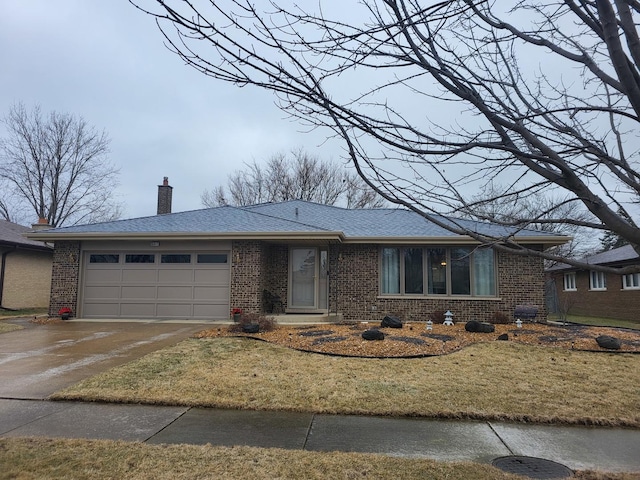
0, 319, 206, 399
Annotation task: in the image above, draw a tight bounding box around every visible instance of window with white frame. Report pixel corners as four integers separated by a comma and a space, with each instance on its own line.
563, 272, 576, 291
622, 273, 640, 290
589, 271, 607, 290
381, 246, 496, 297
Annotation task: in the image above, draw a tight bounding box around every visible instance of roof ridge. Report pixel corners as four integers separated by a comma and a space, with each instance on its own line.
238, 203, 334, 232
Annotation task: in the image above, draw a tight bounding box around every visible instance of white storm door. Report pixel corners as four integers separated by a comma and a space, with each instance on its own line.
290, 248, 317, 309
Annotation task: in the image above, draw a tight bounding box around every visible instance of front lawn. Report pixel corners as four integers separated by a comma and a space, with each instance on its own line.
52, 335, 640, 427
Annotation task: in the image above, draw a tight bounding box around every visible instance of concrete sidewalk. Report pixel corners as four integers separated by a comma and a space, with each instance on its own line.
1, 399, 639, 474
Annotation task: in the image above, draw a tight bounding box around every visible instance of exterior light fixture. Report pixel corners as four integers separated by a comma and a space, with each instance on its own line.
443, 310, 454, 326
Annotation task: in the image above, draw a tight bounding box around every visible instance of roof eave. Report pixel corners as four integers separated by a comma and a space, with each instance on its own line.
24, 231, 346, 242
344, 235, 571, 246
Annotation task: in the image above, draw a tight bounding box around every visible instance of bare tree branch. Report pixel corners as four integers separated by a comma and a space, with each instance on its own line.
203, 149, 385, 208
132, 0, 640, 272
0, 103, 122, 227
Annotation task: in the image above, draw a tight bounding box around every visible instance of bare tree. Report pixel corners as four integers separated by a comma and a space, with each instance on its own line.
202, 149, 385, 208
0, 103, 122, 227
461, 184, 599, 259
133, 0, 640, 272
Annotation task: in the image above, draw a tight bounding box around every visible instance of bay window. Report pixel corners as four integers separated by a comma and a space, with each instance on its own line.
381, 246, 496, 297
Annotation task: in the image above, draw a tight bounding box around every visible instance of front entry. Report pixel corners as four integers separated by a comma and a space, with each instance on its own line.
289, 247, 328, 312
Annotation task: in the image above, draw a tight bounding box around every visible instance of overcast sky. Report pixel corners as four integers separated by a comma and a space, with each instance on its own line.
0, 0, 343, 221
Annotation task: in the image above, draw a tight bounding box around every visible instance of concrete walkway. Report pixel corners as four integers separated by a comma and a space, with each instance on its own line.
1, 399, 639, 474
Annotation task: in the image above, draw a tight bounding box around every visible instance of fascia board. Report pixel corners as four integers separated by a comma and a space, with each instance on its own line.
24, 231, 346, 242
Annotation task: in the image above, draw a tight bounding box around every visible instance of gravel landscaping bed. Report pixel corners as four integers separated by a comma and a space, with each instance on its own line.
196, 321, 640, 358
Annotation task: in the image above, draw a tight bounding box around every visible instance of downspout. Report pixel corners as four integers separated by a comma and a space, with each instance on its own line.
0, 247, 17, 310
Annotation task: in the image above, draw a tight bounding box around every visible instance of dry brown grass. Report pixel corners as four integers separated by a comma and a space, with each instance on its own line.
53, 333, 640, 427
0, 321, 22, 334
1, 437, 635, 480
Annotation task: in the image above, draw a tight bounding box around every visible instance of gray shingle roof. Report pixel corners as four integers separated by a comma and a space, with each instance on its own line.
548, 244, 639, 271
28, 200, 567, 243
0, 220, 52, 250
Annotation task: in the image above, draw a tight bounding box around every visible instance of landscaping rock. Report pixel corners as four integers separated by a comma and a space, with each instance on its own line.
381, 315, 403, 328
242, 323, 260, 334
465, 320, 495, 333
596, 335, 621, 350
362, 329, 385, 341
497, 333, 509, 341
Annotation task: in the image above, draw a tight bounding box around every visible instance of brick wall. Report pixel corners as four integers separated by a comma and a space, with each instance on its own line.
550, 270, 640, 323
49, 241, 81, 317
2, 250, 52, 309
264, 244, 288, 310
230, 240, 267, 315
331, 244, 546, 323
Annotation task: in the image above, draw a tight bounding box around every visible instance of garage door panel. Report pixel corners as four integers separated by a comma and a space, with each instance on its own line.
85, 269, 121, 283
121, 286, 157, 299
83, 303, 120, 317
82, 250, 230, 320
84, 286, 121, 299
120, 303, 156, 317
194, 285, 229, 300
122, 269, 157, 282
195, 269, 229, 283
157, 286, 192, 299
158, 269, 193, 283
157, 304, 192, 317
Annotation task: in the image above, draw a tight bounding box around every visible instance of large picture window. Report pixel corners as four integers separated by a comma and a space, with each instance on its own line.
381, 246, 496, 297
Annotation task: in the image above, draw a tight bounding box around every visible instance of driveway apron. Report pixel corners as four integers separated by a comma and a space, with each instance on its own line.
0, 320, 205, 399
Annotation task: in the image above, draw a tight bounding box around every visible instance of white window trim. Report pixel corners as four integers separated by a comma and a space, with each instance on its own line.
380, 246, 497, 298
563, 272, 576, 291
589, 270, 607, 291
622, 273, 640, 290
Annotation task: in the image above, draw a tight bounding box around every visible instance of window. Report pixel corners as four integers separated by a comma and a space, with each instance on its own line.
197, 253, 228, 264
381, 246, 496, 297
589, 271, 607, 290
563, 272, 576, 291
161, 254, 191, 263
623, 273, 640, 290
125, 254, 155, 263
89, 254, 119, 263
381, 248, 400, 294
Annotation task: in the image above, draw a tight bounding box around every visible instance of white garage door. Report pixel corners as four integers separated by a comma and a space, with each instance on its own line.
81, 251, 230, 320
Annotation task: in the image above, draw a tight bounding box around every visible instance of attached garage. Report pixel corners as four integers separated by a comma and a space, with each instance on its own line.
80, 248, 230, 320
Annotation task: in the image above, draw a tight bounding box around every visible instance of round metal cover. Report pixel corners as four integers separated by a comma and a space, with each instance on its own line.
492, 456, 573, 479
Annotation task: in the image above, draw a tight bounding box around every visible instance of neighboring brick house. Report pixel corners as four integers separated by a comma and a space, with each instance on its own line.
0, 219, 53, 310
27, 182, 567, 322
547, 245, 640, 323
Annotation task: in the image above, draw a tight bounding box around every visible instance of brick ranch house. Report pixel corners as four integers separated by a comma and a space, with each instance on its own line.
27, 180, 568, 322
0, 219, 53, 310
547, 245, 640, 323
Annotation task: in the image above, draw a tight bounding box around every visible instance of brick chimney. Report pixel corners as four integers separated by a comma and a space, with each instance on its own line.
31, 217, 51, 231
157, 177, 173, 215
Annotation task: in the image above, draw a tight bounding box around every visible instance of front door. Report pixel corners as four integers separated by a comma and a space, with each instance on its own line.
289, 247, 328, 311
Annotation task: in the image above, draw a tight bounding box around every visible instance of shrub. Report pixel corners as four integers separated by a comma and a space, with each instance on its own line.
228, 313, 275, 333
428, 310, 446, 323
489, 311, 510, 324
